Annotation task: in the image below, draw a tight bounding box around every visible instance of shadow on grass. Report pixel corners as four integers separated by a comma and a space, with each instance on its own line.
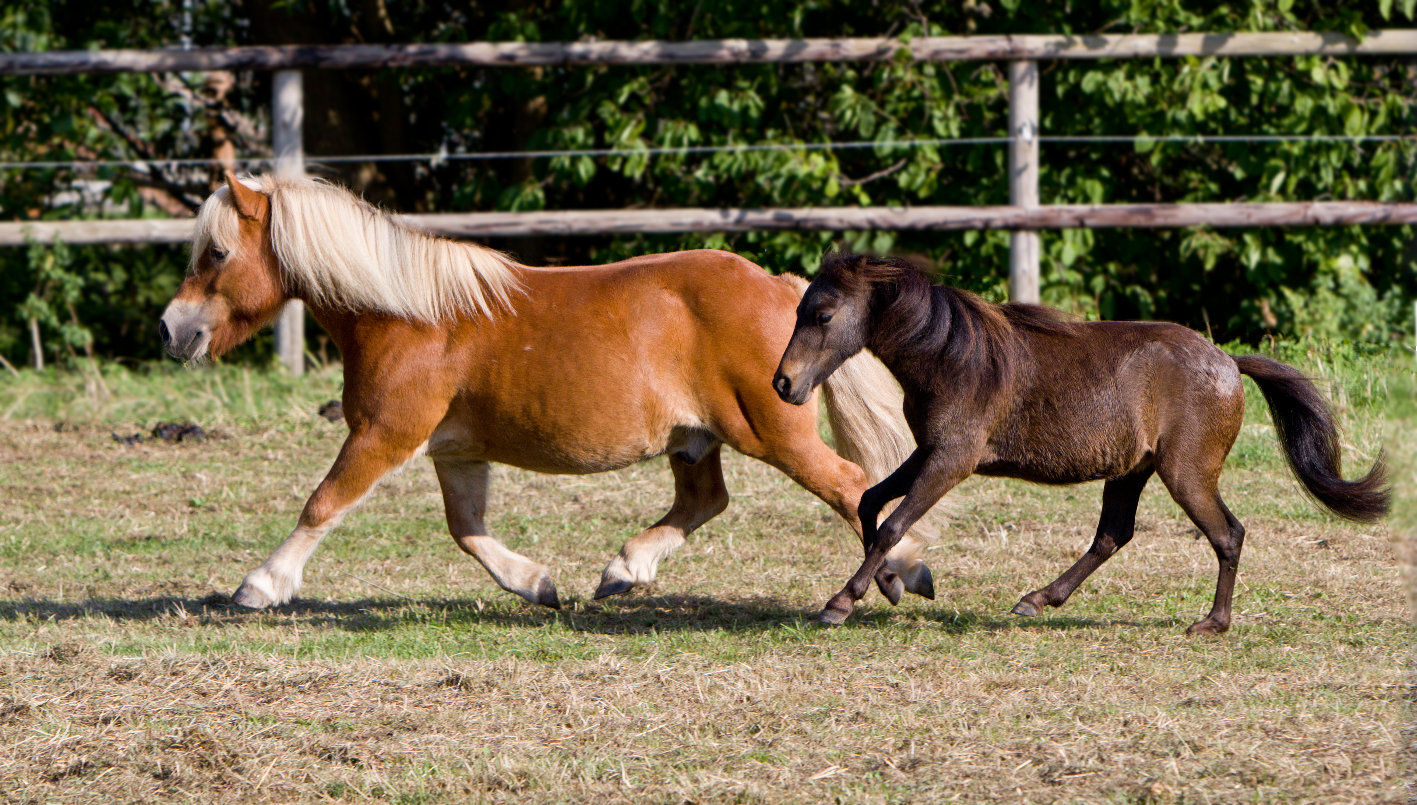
929, 609, 1189, 634
0, 592, 1181, 635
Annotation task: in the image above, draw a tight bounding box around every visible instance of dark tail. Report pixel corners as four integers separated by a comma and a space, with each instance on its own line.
1234, 354, 1389, 522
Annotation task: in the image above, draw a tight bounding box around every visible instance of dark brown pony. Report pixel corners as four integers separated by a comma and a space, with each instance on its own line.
158, 174, 937, 612
774, 252, 1388, 633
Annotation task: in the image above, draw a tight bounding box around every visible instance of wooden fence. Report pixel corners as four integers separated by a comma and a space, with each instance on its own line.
6, 31, 1416, 373
7, 32, 1417, 73
6, 201, 1415, 246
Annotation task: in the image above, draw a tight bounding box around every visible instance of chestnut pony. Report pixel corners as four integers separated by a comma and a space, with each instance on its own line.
774, 253, 1388, 633
159, 173, 936, 611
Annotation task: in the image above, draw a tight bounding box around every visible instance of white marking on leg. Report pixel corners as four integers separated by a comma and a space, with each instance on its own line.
435, 456, 557, 608
618, 527, 686, 585
456, 534, 556, 605
234, 514, 345, 608
885, 531, 936, 599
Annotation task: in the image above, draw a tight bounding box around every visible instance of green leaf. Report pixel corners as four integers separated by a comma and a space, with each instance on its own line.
1344, 105, 1365, 137
1268, 170, 1287, 195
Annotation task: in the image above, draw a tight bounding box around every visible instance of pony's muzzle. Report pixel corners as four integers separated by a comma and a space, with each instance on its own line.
772, 372, 792, 399
159, 303, 211, 361
772, 370, 813, 406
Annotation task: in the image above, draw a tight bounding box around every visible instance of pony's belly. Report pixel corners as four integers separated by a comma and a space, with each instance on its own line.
978, 429, 1148, 484
975, 459, 1120, 485
426, 410, 680, 475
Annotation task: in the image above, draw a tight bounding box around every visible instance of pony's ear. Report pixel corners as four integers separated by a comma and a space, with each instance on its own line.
836, 254, 872, 280
824, 250, 865, 273
224, 171, 266, 220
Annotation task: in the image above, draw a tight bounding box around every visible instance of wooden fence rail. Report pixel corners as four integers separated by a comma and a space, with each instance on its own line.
6, 201, 1414, 246
6, 30, 1415, 371
6, 31, 1417, 74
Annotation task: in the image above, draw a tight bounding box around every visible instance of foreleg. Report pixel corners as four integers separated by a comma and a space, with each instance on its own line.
821, 447, 971, 625
233, 425, 426, 608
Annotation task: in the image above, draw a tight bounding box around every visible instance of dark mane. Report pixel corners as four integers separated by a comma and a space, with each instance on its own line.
820, 252, 1072, 394
1001, 302, 1075, 335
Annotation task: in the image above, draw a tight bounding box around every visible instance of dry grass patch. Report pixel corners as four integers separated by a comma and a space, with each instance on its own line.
0, 355, 1407, 803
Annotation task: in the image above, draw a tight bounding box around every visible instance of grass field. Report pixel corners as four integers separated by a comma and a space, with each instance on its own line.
0, 346, 1408, 803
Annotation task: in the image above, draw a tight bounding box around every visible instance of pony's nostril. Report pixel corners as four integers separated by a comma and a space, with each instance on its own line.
158, 320, 171, 345
773, 374, 791, 397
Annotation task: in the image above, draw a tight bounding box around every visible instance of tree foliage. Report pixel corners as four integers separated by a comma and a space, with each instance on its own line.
2, 0, 1413, 365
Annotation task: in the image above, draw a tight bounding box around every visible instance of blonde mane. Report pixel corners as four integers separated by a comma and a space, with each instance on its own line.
192, 175, 521, 322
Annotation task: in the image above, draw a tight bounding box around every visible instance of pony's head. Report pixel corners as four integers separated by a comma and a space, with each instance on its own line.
159, 172, 288, 361
773, 252, 887, 405
160, 171, 522, 362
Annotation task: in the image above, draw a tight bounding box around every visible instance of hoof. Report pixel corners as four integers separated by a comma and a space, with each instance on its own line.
231, 584, 274, 610
1010, 599, 1040, 618
592, 576, 634, 600
818, 592, 854, 626
533, 577, 561, 609
1185, 618, 1228, 636
904, 564, 935, 601
875, 570, 904, 607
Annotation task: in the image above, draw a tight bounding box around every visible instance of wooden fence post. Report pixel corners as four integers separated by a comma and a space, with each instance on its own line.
1008, 60, 1040, 304
272, 69, 306, 377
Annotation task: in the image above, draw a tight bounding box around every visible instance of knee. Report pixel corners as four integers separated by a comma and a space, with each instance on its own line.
1090, 534, 1123, 558
859, 488, 888, 524
875, 521, 908, 552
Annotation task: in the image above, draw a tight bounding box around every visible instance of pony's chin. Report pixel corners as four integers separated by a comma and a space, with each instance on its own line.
782, 383, 817, 407
169, 333, 213, 365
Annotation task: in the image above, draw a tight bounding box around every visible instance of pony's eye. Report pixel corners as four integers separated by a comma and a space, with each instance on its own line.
208, 243, 228, 261
815, 311, 833, 326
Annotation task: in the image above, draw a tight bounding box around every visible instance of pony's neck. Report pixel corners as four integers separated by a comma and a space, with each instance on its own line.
868, 279, 1020, 402
865, 278, 950, 391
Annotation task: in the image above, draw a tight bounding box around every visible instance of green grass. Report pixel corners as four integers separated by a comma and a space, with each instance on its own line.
0, 347, 1407, 803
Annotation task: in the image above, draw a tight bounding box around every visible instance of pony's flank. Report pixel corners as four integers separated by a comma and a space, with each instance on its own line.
196, 175, 521, 322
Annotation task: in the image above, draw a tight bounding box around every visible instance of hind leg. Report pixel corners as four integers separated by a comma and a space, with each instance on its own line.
594, 446, 730, 599
1012, 467, 1153, 617
1157, 458, 1246, 634
433, 456, 560, 608
1172, 486, 1245, 635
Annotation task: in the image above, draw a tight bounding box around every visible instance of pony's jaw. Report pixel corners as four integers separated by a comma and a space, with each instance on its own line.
159, 299, 216, 362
